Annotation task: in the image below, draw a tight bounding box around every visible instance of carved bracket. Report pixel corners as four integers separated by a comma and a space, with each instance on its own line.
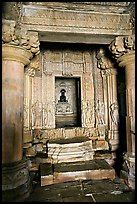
2, 20, 40, 72
109, 35, 135, 59
96, 48, 113, 70
2, 20, 40, 59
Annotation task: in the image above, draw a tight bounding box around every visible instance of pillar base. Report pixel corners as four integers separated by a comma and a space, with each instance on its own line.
107, 130, 119, 166
120, 152, 135, 190
122, 152, 135, 189
2, 159, 32, 202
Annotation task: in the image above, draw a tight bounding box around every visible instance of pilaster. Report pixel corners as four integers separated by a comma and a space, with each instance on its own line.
96, 48, 119, 165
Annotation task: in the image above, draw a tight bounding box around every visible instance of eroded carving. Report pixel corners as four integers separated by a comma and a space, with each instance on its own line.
82, 100, 95, 127
25, 54, 41, 77
109, 35, 135, 59
23, 6, 131, 32
110, 102, 119, 126
43, 49, 85, 76
96, 48, 113, 69
2, 160, 29, 191
2, 20, 40, 57
31, 101, 43, 128
95, 100, 105, 125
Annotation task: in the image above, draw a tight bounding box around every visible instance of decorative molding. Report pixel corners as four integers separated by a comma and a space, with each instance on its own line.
125, 2, 135, 34
25, 54, 41, 76
43, 49, 84, 76
2, 44, 32, 65
101, 68, 117, 77
2, 159, 29, 191
24, 67, 35, 77
22, 2, 129, 12
22, 5, 131, 33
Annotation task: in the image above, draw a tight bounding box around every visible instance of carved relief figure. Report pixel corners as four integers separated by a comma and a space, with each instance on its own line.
46, 101, 56, 128
31, 101, 43, 128
96, 100, 105, 125
82, 100, 94, 126
110, 102, 119, 125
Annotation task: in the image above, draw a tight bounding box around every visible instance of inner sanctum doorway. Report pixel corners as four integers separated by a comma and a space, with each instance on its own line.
55, 77, 81, 128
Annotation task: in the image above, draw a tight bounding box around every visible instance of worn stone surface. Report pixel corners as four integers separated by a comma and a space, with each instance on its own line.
24, 131, 32, 143
47, 137, 94, 164
2, 2, 135, 196
2, 159, 31, 202
2, 56, 24, 163
24, 177, 135, 202
21, 2, 132, 44
40, 159, 115, 186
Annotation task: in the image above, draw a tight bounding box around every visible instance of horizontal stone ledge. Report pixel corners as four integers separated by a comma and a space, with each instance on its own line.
23, 25, 132, 44
41, 169, 115, 186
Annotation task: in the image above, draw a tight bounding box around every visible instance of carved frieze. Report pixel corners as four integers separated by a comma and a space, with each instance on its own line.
43, 49, 85, 76
30, 100, 56, 129
22, 5, 131, 34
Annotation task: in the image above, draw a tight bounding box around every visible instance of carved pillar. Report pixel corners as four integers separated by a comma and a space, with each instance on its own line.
2, 20, 40, 201
96, 48, 119, 164
107, 68, 119, 164
109, 35, 135, 189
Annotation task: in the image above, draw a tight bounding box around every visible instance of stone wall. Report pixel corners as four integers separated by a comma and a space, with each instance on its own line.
23, 44, 119, 163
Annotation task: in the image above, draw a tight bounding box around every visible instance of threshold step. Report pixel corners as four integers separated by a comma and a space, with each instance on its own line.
40, 159, 115, 186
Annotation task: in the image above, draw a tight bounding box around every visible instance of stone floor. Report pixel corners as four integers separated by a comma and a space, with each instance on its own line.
24, 137, 135, 202
24, 176, 135, 202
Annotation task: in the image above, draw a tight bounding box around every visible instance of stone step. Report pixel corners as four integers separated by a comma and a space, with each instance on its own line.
47, 136, 94, 163
40, 159, 115, 186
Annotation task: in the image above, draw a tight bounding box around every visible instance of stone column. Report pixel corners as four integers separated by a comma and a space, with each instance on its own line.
109, 35, 135, 189
2, 45, 32, 163
2, 44, 32, 202
2, 20, 40, 201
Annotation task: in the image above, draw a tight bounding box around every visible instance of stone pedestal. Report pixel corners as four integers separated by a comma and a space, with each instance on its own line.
2, 44, 32, 201
122, 152, 135, 189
